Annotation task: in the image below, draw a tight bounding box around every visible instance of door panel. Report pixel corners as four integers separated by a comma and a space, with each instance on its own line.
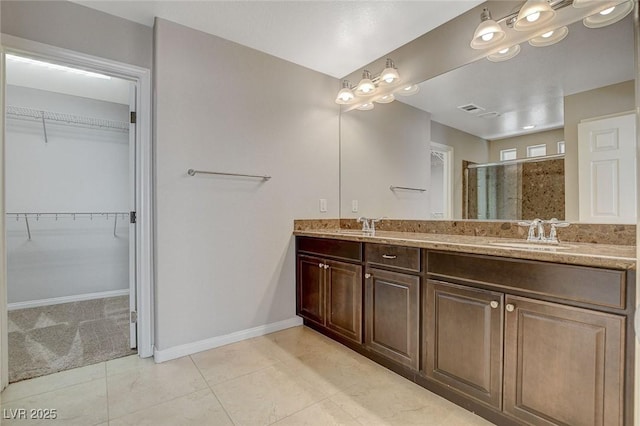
578, 113, 636, 223
424, 280, 504, 409
325, 259, 362, 343
297, 255, 325, 325
128, 82, 137, 349
365, 267, 420, 369
504, 295, 624, 426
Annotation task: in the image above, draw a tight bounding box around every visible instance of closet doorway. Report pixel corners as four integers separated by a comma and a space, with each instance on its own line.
4, 53, 137, 383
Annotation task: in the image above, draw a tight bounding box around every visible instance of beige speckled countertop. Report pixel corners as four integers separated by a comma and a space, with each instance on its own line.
294, 229, 636, 270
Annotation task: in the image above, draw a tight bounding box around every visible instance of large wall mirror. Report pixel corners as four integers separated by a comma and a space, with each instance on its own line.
340, 12, 635, 223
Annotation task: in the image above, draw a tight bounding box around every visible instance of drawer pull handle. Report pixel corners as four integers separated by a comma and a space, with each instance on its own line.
490, 301, 499, 309
506, 304, 515, 313
365, 273, 372, 279
382, 254, 397, 259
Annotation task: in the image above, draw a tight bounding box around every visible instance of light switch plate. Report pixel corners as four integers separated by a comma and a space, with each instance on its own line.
352, 200, 358, 213
319, 198, 327, 213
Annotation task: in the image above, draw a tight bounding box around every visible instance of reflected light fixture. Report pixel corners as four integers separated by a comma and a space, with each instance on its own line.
396, 84, 420, 96
380, 58, 400, 85
470, 8, 505, 49
514, 0, 556, 31
582, 0, 633, 28
529, 26, 568, 47
355, 70, 377, 95
487, 45, 521, 62
357, 102, 374, 111
335, 80, 356, 105
375, 94, 395, 104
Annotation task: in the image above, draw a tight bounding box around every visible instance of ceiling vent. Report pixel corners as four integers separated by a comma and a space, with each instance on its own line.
478, 111, 501, 119
457, 103, 485, 114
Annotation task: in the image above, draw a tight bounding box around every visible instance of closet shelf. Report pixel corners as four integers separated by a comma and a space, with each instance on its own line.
6, 212, 130, 240
6, 105, 129, 132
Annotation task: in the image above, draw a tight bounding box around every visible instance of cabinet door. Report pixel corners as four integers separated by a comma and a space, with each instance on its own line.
325, 259, 362, 343
297, 255, 325, 325
504, 295, 625, 426
365, 267, 420, 369
424, 280, 503, 409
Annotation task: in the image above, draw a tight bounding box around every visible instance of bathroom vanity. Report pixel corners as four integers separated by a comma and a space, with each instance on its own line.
294, 229, 636, 426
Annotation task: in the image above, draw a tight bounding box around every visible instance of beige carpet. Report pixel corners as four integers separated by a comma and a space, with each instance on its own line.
8, 295, 136, 383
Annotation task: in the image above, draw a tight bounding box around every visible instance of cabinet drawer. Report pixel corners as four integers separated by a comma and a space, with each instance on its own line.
427, 250, 626, 310
366, 243, 421, 272
297, 237, 362, 262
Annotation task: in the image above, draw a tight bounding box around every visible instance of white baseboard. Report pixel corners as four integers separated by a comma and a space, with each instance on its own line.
7, 289, 130, 311
153, 316, 304, 363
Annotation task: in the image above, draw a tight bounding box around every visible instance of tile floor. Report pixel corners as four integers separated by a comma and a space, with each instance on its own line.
0, 326, 493, 425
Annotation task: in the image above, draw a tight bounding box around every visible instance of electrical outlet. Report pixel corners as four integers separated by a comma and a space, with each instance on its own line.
351, 200, 358, 213
319, 198, 327, 213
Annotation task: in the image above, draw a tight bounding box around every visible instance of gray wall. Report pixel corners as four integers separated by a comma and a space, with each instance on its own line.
564, 80, 635, 221
154, 18, 339, 351
431, 121, 489, 219
0, 1, 152, 69
340, 101, 431, 219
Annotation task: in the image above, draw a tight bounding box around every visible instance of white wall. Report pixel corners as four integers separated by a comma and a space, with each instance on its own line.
154, 19, 339, 351
5, 86, 129, 303
341, 101, 431, 219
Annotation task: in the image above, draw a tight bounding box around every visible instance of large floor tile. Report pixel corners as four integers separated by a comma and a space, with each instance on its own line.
262, 326, 344, 361
105, 354, 154, 376
1, 362, 105, 403
191, 337, 281, 385
272, 399, 361, 426
109, 389, 233, 426
0, 378, 107, 426
212, 363, 329, 426
330, 372, 458, 425
106, 356, 207, 419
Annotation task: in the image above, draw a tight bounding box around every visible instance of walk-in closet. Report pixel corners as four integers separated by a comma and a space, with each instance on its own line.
4, 54, 136, 382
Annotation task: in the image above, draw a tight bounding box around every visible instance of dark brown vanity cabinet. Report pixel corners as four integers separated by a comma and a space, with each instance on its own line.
296, 237, 363, 343
364, 244, 421, 370
425, 280, 504, 409
426, 250, 629, 426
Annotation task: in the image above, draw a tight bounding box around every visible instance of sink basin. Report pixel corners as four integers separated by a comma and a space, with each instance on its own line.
488, 241, 575, 251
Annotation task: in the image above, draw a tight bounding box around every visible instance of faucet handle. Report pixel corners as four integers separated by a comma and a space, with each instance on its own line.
357, 216, 371, 231
545, 218, 570, 228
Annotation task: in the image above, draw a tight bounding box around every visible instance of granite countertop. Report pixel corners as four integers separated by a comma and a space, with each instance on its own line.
293, 229, 636, 270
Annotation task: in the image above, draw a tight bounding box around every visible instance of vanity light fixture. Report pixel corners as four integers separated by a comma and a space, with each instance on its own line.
355, 70, 377, 95
470, 8, 506, 49
335, 79, 356, 105
487, 45, 521, 62
380, 58, 400, 85
528, 26, 569, 46
581, 0, 633, 28
514, 0, 556, 31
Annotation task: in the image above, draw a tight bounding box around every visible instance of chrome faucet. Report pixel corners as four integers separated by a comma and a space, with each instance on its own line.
357, 217, 372, 233
370, 216, 386, 232
518, 218, 569, 243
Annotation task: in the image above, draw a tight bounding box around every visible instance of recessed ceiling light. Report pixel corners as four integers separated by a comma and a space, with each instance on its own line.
523, 124, 536, 130
6, 54, 111, 79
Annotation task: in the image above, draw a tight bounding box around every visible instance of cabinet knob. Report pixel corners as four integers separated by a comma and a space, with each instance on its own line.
365, 273, 372, 279
490, 301, 499, 309
506, 303, 515, 312
318, 263, 324, 268
324, 264, 330, 269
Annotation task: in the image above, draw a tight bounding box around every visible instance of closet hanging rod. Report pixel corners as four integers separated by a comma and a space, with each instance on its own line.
389, 185, 427, 192
187, 169, 271, 181
6, 105, 129, 132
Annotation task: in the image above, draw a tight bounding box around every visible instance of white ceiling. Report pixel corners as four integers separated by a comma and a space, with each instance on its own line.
71, 0, 483, 79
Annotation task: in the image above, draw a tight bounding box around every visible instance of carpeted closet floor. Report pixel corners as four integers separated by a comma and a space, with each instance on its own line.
7, 295, 136, 383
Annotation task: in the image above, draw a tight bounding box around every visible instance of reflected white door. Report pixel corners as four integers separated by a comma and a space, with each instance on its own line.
578, 113, 636, 223
128, 83, 137, 349
430, 143, 453, 219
